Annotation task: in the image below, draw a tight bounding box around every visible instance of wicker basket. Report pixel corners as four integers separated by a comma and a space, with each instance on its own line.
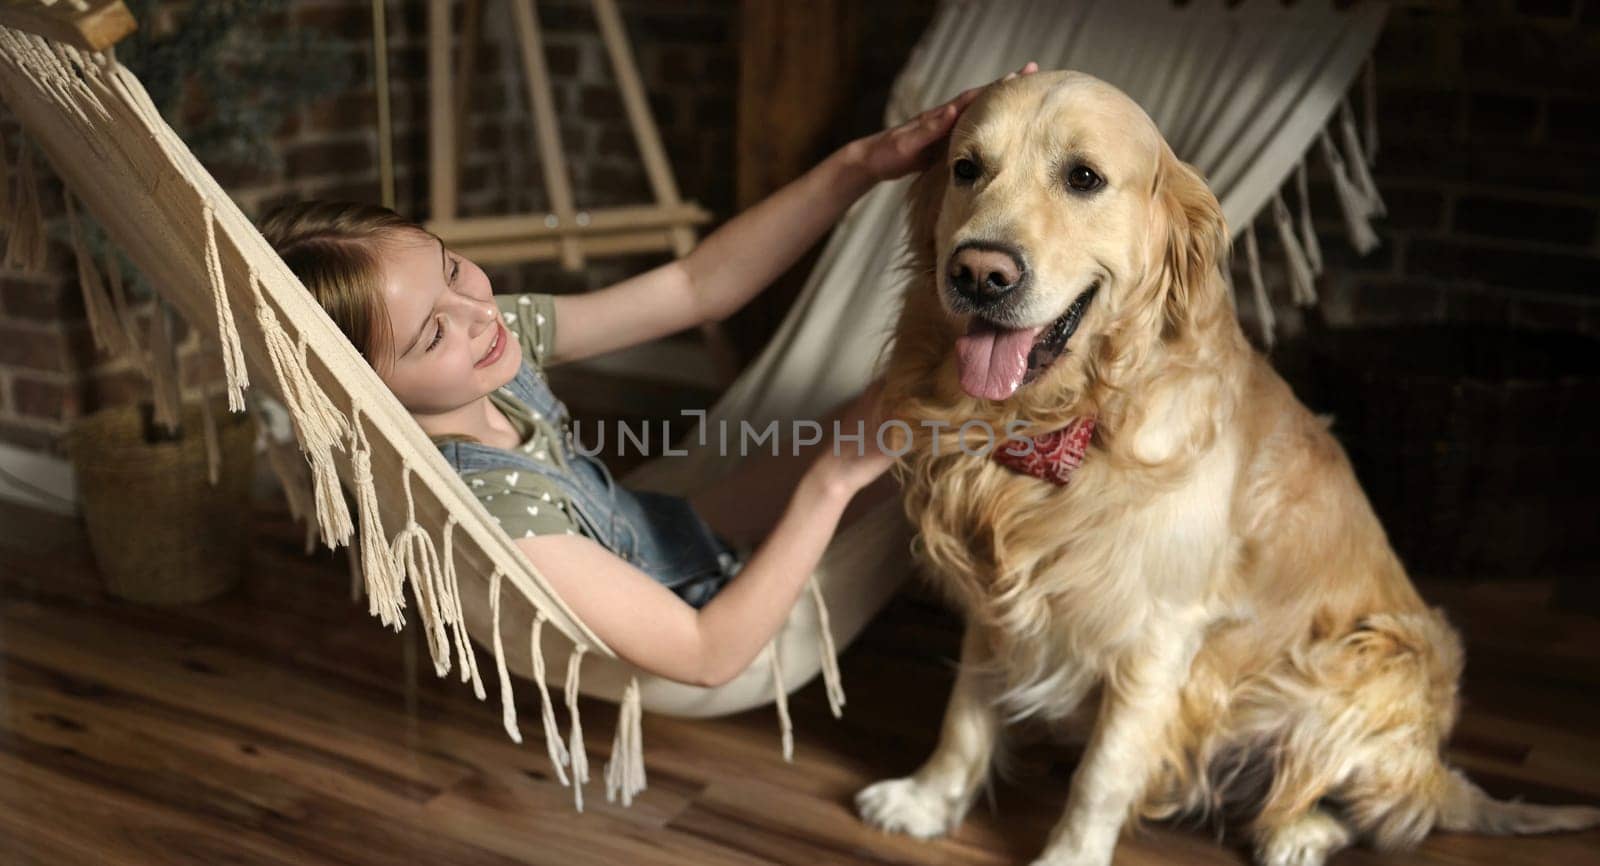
1298, 324, 1600, 580
67, 399, 256, 604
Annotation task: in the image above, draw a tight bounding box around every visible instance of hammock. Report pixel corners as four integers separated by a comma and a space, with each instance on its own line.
0, 0, 1386, 813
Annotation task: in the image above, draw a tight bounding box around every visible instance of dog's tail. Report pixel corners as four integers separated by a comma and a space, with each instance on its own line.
1434, 767, 1600, 836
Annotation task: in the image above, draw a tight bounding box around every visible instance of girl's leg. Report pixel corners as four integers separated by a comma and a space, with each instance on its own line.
688, 382, 896, 550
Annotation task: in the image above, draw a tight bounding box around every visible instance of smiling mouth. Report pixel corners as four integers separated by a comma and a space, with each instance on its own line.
954, 280, 1100, 401
476, 322, 506, 368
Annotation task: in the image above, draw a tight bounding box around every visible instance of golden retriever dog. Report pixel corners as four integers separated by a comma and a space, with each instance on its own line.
855, 70, 1600, 866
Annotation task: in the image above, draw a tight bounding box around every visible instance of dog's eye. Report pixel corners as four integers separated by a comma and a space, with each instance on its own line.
1066, 165, 1103, 192
952, 158, 981, 183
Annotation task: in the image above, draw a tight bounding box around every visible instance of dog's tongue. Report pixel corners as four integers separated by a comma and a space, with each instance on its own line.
956, 318, 1045, 401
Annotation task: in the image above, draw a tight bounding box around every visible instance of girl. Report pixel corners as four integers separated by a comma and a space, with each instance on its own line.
262, 65, 1037, 690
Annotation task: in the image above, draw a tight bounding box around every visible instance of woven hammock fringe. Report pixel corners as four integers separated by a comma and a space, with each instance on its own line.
64, 191, 134, 360
1293, 160, 1323, 276
1271, 194, 1317, 308
203, 203, 250, 412
530, 612, 571, 785
440, 519, 486, 699
390, 466, 451, 672
808, 576, 846, 718
3, 137, 48, 273
1243, 224, 1276, 351
247, 270, 351, 547
566, 645, 592, 812
604, 677, 647, 806
489, 569, 524, 745
1339, 100, 1385, 218
1318, 130, 1379, 255
770, 639, 794, 762
350, 414, 406, 629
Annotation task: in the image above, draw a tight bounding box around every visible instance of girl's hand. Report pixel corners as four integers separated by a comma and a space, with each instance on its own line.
810, 378, 898, 496
853, 62, 1040, 183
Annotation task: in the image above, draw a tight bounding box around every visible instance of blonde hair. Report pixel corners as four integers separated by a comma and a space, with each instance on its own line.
259, 200, 433, 370
262, 201, 487, 446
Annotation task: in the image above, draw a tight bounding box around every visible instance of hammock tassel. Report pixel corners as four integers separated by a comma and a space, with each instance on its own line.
349, 412, 406, 629
604, 676, 646, 806
566, 645, 591, 812
390, 464, 451, 671
808, 576, 846, 718
1293, 160, 1323, 276
769, 638, 794, 761
530, 612, 571, 785
146, 300, 182, 433
248, 269, 351, 547
1271, 193, 1318, 307
203, 203, 249, 412
64, 191, 134, 360
1243, 224, 1276, 351
1339, 99, 1385, 217
489, 568, 523, 745
440, 518, 486, 699
3, 137, 48, 273
1319, 130, 1380, 255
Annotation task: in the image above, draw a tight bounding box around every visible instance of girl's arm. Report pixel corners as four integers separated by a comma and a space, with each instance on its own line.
542, 85, 1004, 367
514, 449, 880, 688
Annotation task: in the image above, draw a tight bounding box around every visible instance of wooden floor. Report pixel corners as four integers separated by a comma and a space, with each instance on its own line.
2, 496, 1598, 866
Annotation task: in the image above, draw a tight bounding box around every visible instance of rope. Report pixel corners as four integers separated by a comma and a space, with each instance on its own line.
565, 644, 591, 811
530, 612, 572, 786
1318, 130, 1379, 254
202, 202, 250, 412
489, 568, 523, 745
440, 518, 486, 699
604, 676, 646, 806
808, 576, 846, 718
769, 639, 794, 761
1271, 193, 1317, 308
349, 409, 405, 629
1293, 160, 1323, 276
1242, 224, 1275, 351
390, 464, 451, 672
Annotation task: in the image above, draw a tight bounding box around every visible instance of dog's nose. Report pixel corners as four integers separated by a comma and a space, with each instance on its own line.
948, 243, 1026, 306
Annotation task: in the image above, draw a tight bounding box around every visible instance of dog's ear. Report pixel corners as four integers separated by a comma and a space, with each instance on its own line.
1153, 146, 1228, 338
904, 144, 949, 277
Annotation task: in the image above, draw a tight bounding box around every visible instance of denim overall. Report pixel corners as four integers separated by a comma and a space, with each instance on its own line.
437, 361, 740, 608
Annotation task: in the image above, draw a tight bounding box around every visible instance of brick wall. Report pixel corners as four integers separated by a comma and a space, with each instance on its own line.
0, 0, 737, 454
3, 0, 1597, 458
1244, 0, 1600, 339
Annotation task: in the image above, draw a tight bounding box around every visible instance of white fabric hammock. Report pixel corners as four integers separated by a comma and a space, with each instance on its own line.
0, 0, 1385, 813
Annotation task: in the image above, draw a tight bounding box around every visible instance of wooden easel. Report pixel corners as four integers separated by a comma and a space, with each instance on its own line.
419, 0, 738, 387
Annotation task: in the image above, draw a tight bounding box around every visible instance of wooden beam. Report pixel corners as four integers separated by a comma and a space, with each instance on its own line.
0, 1, 135, 52
427, 203, 710, 246
426, 0, 455, 220
446, 228, 682, 267
508, 0, 583, 271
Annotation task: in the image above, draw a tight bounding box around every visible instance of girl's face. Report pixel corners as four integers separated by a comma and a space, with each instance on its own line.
377, 232, 521, 415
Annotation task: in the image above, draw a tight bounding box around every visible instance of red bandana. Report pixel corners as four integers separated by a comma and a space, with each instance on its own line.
991, 417, 1096, 486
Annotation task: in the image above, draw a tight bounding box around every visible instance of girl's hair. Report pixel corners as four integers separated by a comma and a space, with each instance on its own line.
262, 201, 480, 446
259, 200, 433, 370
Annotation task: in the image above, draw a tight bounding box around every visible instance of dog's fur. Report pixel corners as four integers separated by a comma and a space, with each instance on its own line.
856, 71, 1600, 866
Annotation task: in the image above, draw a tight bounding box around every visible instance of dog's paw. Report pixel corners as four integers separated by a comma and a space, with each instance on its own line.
855, 777, 964, 840
1254, 810, 1352, 866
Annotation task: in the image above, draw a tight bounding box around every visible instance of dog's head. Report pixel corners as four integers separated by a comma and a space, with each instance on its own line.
902, 70, 1229, 411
